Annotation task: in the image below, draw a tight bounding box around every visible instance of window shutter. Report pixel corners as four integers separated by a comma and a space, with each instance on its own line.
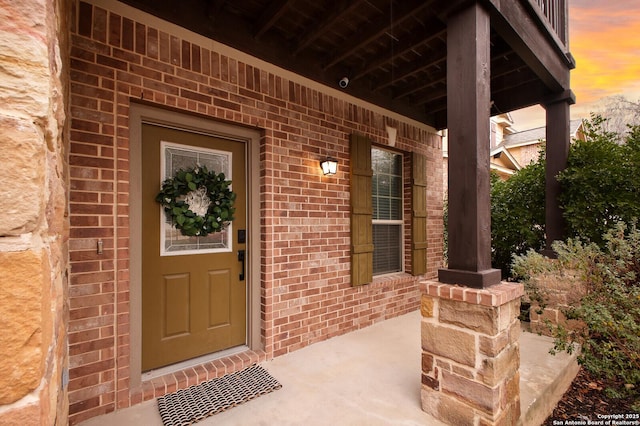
350, 134, 373, 286
412, 152, 428, 276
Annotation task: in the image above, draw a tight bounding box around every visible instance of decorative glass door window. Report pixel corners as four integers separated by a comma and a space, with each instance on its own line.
160, 141, 233, 256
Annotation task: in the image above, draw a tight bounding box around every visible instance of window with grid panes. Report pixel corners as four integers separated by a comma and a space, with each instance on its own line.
372, 148, 403, 275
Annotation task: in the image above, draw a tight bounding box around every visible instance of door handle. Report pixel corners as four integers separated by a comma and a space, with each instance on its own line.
237, 250, 245, 281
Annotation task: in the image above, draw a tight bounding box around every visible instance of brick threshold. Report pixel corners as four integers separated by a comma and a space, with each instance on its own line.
124, 348, 268, 408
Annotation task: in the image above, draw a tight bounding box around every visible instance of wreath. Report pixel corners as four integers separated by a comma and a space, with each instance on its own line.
155, 166, 236, 237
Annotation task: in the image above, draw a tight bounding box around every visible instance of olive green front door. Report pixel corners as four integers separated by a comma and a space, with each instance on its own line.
141, 123, 247, 371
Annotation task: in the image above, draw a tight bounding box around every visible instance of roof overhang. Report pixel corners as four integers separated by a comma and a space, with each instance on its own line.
119, 0, 574, 130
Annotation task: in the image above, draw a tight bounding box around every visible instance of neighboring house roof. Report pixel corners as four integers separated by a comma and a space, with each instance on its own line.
490, 162, 517, 177
444, 118, 585, 182
489, 119, 584, 176
491, 148, 521, 172
496, 119, 584, 150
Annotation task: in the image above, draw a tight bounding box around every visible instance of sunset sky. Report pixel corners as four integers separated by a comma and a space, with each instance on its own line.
510, 0, 640, 130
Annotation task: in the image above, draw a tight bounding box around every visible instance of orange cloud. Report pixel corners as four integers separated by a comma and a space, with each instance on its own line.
570, 5, 640, 104
506, 3, 640, 128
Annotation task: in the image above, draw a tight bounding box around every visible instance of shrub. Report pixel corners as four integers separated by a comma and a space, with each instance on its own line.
490, 115, 640, 278
491, 152, 546, 275
513, 222, 640, 404
558, 115, 640, 246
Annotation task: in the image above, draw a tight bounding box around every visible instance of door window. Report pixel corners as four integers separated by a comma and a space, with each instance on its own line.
160, 142, 233, 255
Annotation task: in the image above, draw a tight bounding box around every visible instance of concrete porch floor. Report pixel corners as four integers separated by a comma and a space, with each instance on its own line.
80, 310, 578, 426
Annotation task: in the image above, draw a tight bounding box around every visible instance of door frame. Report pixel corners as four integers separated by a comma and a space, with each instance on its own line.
129, 103, 261, 387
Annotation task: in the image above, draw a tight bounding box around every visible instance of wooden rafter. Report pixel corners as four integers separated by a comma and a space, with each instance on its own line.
375, 54, 446, 92
118, 0, 573, 130
351, 25, 446, 83
322, 0, 436, 70
253, 0, 294, 39
292, 0, 366, 55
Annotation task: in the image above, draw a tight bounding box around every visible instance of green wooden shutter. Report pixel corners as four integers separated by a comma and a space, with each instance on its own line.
412, 152, 428, 276
350, 134, 373, 286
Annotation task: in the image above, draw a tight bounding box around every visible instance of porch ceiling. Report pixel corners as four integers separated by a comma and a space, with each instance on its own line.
120, 0, 572, 130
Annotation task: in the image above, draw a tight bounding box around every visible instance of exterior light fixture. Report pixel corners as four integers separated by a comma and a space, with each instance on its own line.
320, 158, 338, 175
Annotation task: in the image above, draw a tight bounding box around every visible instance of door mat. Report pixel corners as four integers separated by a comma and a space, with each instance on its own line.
157, 364, 282, 426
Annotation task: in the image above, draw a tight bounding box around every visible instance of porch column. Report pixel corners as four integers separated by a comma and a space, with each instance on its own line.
420, 281, 523, 425
438, 2, 501, 288
542, 92, 574, 256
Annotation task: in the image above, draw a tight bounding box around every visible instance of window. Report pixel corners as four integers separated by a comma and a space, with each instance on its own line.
372, 148, 403, 275
350, 134, 427, 286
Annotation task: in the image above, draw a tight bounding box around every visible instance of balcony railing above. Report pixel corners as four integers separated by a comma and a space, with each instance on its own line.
531, 0, 568, 46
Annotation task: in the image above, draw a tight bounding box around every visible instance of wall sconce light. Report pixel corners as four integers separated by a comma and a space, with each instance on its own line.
320, 158, 338, 175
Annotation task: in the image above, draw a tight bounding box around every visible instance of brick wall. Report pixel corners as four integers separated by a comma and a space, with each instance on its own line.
67, 0, 443, 422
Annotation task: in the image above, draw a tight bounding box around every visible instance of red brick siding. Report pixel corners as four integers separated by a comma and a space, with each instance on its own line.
68, 1, 443, 423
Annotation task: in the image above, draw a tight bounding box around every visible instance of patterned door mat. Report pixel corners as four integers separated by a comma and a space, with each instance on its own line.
157, 364, 282, 426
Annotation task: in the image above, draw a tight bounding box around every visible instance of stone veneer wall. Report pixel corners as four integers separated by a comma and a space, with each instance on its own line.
527, 271, 586, 337
0, 0, 70, 425
67, 0, 444, 422
420, 281, 523, 426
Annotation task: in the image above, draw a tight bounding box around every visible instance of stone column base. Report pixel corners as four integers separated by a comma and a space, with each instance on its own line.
419, 281, 523, 426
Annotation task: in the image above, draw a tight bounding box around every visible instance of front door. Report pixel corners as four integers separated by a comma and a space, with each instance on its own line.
141, 123, 247, 371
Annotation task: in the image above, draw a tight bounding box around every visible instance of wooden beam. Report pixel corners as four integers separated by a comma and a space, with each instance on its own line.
490, 79, 548, 114
351, 25, 446, 82
207, 0, 226, 19
490, 67, 539, 95
432, 110, 448, 130
485, 0, 571, 92
438, 2, 501, 288
384, 62, 447, 99
543, 89, 576, 105
323, 0, 436, 70
414, 86, 446, 107
253, 0, 293, 39
292, 0, 365, 55
375, 55, 446, 92
543, 98, 571, 255
423, 54, 532, 125
407, 52, 526, 105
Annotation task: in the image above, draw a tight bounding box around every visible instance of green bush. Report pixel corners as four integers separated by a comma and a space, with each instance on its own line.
491, 151, 546, 275
490, 115, 640, 277
513, 222, 640, 405
558, 115, 640, 246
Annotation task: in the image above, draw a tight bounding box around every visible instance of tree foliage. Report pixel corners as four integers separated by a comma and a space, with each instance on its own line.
489, 114, 640, 275
490, 150, 546, 275
558, 115, 640, 246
